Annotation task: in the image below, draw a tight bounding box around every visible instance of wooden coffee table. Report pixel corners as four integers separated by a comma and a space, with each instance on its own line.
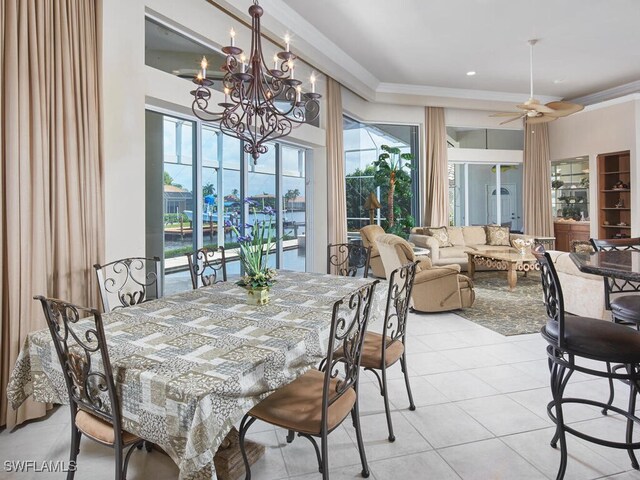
465, 248, 540, 291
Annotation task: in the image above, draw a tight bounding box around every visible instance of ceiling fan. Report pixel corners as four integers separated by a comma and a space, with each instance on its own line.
491, 39, 584, 125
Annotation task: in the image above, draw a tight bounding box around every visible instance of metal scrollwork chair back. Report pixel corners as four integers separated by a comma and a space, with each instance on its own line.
362, 261, 418, 442
94, 257, 162, 313
186, 246, 227, 289
238, 280, 379, 479
34, 295, 143, 479
590, 238, 640, 323
532, 245, 566, 348
327, 243, 371, 278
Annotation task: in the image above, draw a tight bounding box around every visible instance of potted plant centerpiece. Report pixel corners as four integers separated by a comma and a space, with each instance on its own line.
226, 199, 277, 305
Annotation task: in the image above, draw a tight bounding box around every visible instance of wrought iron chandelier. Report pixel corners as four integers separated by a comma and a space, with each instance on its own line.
190, 0, 321, 163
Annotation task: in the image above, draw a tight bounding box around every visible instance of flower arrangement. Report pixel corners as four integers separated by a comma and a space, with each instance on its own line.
226, 199, 277, 292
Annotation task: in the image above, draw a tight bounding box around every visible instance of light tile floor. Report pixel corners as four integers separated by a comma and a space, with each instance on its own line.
2, 311, 640, 480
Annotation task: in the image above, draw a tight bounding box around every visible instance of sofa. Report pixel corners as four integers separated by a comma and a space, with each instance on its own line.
359, 225, 386, 278
408, 225, 534, 270
546, 250, 608, 320
376, 233, 475, 312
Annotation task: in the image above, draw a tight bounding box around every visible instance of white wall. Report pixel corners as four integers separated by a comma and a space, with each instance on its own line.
102, 0, 147, 261
548, 95, 640, 237
101, 0, 327, 270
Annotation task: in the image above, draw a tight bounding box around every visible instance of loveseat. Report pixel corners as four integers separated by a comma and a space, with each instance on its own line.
408, 225, 534, 270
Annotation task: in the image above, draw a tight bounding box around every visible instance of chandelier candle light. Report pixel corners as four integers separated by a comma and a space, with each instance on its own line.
190, 0, 321, 163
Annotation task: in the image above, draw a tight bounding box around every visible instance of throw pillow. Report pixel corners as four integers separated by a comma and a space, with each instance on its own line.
485, 225, 511, 246
425, 226, 453, 247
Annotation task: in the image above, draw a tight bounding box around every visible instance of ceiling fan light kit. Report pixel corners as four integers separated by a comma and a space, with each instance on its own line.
490, 39, 583, 125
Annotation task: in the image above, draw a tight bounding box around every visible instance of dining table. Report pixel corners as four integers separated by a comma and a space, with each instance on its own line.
7, 270, 385, 480
570, 250, 640, 282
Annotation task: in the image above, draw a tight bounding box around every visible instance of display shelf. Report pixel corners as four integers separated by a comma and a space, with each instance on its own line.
598, 151, 631, 240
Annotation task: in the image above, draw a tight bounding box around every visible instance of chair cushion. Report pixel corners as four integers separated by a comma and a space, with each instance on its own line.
611, 296, 640, 323
462, 226, 487, 245
75, 410, 139, 445
248, 369, 356, 436
446, 227, 465, 246
359, 332, 405, 369
542, 315, 640, 363
439, 246, 466, 259
425, 227, 452, 247
485, 225, 511, 246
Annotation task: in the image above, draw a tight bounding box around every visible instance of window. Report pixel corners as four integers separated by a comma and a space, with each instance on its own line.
146, 110, 309, 294
448, 163, 523, 232
343, 117, 419, 234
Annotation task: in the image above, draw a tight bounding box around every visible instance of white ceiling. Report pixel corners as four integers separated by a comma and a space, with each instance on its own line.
261, 0, 640, 108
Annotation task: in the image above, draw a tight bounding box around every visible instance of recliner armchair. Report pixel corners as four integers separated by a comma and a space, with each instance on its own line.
360, 225, 386, 278
376, 233, 475, 312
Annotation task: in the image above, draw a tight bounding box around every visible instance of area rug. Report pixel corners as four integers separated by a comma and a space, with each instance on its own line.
454, 270, 547, 336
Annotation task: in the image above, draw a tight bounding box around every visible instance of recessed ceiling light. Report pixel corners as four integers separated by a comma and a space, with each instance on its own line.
466, 71, 476, 76
553, 79, 565, 84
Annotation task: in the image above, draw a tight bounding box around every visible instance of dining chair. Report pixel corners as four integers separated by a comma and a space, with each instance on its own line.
590, 237, 640, 415
94, 257, 162, 313
238, 280, 380, 480
185, 246, 227, 289
34, 296, 145, 480
590, 237, 640, 328
360, 261, 418, 442
532, 245, 640, 479
327, 243, 371, 278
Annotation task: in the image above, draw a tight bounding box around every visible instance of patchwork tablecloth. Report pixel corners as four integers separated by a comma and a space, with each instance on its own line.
7, 271, 384, 480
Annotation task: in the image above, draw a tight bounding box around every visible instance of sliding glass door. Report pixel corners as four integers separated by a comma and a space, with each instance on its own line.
146, 110, 309, 294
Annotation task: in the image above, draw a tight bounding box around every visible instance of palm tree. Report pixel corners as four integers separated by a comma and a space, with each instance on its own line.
373, 145, 413, 228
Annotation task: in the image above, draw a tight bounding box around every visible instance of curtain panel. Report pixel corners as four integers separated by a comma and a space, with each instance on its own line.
523, 122, 553, 236
0, 0, 104, 427
326, 78, 347, 262
423, 107, 449, 227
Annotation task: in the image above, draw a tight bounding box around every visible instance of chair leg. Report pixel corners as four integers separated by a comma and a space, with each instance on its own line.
66, 426, 81, 480
115, 444, 124, 480
351, 403, 370, 478
286, 430, 296, 443
400, 353, 416, 411
602, 362, 615, 415
320, 431, 329, 480
380, 366, 395, 442
549, 361, 569, 480
122, 442, 142, 480
239, 414, 257, 480
625, 366, 639, 470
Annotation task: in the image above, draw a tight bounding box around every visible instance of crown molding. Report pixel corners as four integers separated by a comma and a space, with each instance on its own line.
375, 82, 561, 105
569, 80, 640, 107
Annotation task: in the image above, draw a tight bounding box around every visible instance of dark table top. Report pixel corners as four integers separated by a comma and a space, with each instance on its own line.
570, 250, 640, 281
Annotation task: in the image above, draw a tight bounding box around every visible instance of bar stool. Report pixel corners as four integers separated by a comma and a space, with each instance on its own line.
533, 245, 640, 479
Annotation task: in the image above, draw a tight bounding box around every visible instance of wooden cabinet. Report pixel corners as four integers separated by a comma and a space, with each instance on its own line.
598, 151, 631, 240
554, 221, 591, 252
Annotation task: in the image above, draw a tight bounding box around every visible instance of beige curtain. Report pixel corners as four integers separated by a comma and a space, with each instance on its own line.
424, 107, 449, 227
1, 0, 104, 428
523, 122, 553, 236
326, 78, 347, 249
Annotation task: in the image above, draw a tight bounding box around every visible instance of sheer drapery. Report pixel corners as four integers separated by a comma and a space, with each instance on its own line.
326, 78, 347, 251
0, 0, 104, 427
423, 107, 449, 227
523, 122, 553, 236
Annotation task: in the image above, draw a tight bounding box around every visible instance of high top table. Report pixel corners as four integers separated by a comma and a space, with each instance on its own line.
570, 250, 640, 282
7, 271, 384, 480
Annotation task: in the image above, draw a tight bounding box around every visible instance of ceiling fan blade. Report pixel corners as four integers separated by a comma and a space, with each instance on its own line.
544, 101, 584, 117
499, 114, 525, 125
490, 112, 523, 117
516, 102, 555, 114
526, 115, 557, 124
